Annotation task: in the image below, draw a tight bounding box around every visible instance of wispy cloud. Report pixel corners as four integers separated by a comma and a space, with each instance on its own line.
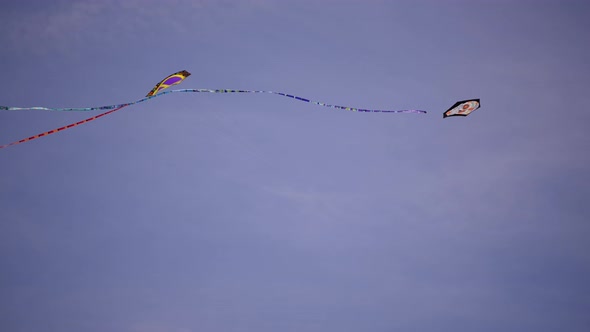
2, 0, 272, 54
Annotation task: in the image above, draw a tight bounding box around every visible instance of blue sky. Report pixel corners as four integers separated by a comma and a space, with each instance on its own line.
1, 1, 589, 331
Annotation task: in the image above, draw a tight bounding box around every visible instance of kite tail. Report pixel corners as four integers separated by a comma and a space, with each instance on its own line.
0, 89, 427, 114
270, 91, 426, 114
173, 89, 426, 114
1, 88, 426, 149
0, 105, 128, 149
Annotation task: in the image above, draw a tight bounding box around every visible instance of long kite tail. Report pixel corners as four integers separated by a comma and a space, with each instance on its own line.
0, 105, 128, 149
1, 88, 427, 149
1, 89, 427, 114
188, 89, 427, 114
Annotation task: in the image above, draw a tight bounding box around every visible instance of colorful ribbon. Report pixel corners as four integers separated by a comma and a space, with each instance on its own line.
1, 89, 426, 149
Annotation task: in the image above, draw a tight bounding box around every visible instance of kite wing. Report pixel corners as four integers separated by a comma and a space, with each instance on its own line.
443, 99, 480, 118
146, 70, 191, 97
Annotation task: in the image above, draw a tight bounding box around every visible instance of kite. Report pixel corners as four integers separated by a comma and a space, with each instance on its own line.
443, 99, 480, 118
0, 69, 479, 149
146, 70, 191, 97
